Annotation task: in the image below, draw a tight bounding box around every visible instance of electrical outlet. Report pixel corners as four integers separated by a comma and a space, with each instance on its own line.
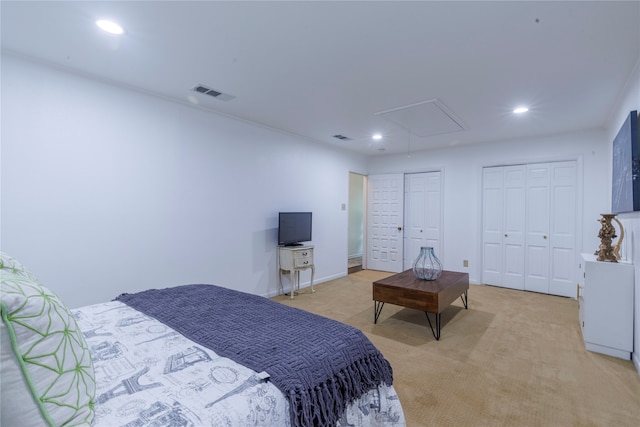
463, 259, 469, 267
341, 203, 346, 210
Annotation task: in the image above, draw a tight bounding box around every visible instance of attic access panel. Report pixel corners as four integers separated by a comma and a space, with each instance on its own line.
375, 98, 466, 137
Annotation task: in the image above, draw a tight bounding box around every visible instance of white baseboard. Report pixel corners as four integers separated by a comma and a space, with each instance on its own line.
585, 342, 631, 360
633, 352, 640, 375
263, 272, 348, 298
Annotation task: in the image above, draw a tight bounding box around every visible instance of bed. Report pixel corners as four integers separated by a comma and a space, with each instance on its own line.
1, 252, 405, 426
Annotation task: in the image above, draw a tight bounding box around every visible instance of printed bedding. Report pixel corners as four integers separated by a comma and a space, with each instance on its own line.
1, 251, 404, 426
73, 298, 406, 426
115, 284, 395, 426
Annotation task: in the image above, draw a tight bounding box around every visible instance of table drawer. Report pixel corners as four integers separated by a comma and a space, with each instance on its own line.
279, 246, 314, 271
294, 249, 313, 259
294, 255, 313, 268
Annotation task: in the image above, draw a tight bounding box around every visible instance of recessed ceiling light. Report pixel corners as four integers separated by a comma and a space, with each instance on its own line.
513, 107, 529, 114
96, 20, 124, 35
372, 133, 383, 140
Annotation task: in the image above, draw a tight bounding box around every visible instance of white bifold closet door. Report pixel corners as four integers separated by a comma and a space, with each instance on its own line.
482, 161, 577, 297
403, 172, 442, 271
482, 165, 526, 290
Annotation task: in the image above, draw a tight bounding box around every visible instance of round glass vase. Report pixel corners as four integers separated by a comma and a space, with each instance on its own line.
413, 246, 443, 280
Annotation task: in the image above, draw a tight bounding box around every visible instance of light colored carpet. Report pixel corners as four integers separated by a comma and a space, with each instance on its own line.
272, 270, 640, 426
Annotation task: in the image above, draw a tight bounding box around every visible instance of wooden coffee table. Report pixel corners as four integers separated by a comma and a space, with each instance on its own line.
373, 269, 469, 340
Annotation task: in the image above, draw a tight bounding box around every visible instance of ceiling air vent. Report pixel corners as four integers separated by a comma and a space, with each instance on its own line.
333, 134, 352, 141
191, 84, 235, 101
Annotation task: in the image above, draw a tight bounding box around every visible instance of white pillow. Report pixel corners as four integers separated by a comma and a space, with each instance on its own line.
1, 252, 95, 426
0, 251, 38, 280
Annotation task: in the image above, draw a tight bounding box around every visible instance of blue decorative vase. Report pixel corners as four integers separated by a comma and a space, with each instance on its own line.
413, 246, 442, 280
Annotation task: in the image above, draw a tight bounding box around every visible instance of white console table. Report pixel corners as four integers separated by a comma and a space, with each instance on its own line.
578, 253, 634, 359
278, 245, 315, 299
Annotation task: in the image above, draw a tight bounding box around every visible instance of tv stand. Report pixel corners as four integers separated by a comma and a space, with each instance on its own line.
278, 245, 315, 299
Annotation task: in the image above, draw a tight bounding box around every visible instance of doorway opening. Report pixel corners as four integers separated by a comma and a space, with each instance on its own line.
348, 172, 365, 274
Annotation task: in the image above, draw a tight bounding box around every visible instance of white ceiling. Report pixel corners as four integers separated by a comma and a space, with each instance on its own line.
2, 1, 639, 155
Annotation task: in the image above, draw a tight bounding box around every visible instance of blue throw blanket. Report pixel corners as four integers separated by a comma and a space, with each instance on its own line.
116, 284, 393, 427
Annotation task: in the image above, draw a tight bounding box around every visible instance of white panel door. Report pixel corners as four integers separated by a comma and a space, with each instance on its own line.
367, 174, 404, 272
404, 174, 426, 270
403, 172, 442, 270
482, 165, 525, 289
525, 163, 551, 293
424, 172, 442, 256
502, 166, 526, 290
549, 161, 577, 297
482, 167, 505, 286
484, 161, 577, 296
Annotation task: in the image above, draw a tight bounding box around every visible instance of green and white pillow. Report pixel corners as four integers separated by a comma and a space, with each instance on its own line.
1, 252, 96, 426
0, 251, 38, 281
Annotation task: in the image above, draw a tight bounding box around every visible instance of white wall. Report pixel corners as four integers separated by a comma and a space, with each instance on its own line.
367, 129, 610, 285
605, 57, 640, 372
0, 54, 367, 308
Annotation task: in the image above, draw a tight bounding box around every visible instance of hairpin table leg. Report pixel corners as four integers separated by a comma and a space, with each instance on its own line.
425, 312, 441, 340
374, 301, 385, 324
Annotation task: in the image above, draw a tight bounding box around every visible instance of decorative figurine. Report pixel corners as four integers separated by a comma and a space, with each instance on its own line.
596, 214, 618, 262
612, 216, 624, 261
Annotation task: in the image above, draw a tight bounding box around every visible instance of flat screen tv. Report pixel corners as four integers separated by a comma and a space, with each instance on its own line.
612, 110, 639, 214
278, 212, 312, 246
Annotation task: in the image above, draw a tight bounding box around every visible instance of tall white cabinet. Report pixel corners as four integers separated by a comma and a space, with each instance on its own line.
481, 161, 577, 297
578, 253, 634, 359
